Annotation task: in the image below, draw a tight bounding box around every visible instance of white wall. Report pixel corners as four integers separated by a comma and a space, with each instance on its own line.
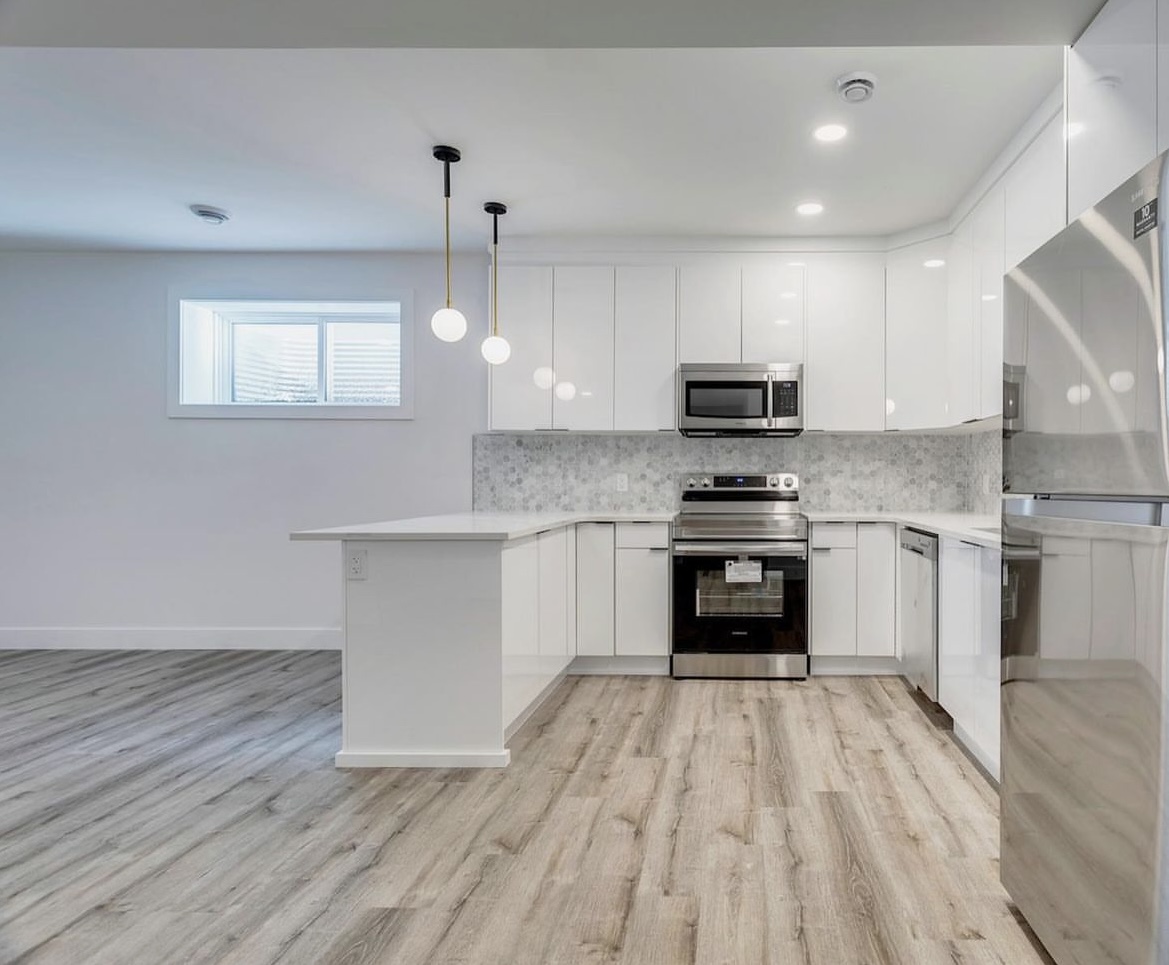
0, 251, 488, 649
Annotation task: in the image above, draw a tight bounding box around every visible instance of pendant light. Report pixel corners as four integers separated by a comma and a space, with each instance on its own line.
430, 145, 468, 343
481, 201, 511, 365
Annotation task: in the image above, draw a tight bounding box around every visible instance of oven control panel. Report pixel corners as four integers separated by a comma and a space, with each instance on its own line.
683, 473, 798, 492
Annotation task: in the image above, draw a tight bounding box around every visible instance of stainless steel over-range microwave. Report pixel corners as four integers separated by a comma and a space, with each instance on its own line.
678, 363, 803, 437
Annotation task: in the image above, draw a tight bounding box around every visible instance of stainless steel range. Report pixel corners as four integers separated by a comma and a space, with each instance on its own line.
671, 473, 808, 679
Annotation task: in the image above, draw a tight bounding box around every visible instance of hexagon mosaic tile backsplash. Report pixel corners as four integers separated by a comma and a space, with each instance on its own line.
474, 427, 1003, 514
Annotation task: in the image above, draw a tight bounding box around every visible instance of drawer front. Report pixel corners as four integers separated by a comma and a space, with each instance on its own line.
811, 522, 858, 549
615, 521, 670, 549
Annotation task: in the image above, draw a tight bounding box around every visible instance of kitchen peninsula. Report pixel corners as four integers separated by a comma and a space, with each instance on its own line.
292, 511, 672, 767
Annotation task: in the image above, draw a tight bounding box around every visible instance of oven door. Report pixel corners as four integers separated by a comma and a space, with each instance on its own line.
679, 376, 772, 432
671, 542, 808, 658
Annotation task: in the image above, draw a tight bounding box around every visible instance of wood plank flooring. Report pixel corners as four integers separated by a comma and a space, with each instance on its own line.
0, 650, 1052, 965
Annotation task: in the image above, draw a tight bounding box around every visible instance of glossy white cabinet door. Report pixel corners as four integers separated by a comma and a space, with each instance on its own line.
741, 260, 805, 364
576, 522, 615, 656
537, 528, 569, 667
565, 525, 578, 656
938, 538, 977, 732
810, 546, 858, 656
805, 254, 886, 431
615, 547, 670, 656
971, 185, 1006, 419
678, 263, 742, 363
974, 546, 1001, 779
1067, 0, 1157, 220
614, 266, 678, 430
856, 523, 897, 657
501, 536, 541, 727
885, 240, 949, 430
1089, 540, 1136, 659
490, 266, 553, 430
553, 267, 615, 430
946, 221, 978, 426
1003, 115, 1067, 271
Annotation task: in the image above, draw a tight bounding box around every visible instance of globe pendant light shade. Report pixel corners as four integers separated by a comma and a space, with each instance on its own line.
431, 306, 468, 342
480, 334, 511, 364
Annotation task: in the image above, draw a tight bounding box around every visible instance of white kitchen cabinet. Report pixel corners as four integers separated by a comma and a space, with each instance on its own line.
885, 240, 949, 430
552, 267, 615, 430
971, 185, 1006, 419
974, 546, 1002, 779
615, 546, 670, 656
537, 528, 569, 667
946, 220, 979, 425
810, 523, 859, 656
805, 254, 886, 431
614, 266, 677, 431
501, 535, 542, 726
1089, 539, 1136, 659
1003, 114, 1067, 270
489, 266, 554, 430
678, 263, 742, 363
856, 523, 897, 657
938, 538, 978, 743
741, 260, 805, 365
1067, 0, 1158, 220
565, 525, 578, 656
576, 522, 615, 656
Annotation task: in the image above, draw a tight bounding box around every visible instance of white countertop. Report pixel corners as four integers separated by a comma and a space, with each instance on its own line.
291, 511, 676, 542
802, 511, 1000, 548
293, 509, 999, 547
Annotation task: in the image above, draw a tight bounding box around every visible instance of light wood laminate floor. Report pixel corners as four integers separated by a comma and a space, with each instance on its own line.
0, 650, 1052, 965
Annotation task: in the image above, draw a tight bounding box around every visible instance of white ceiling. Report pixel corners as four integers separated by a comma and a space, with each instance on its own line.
0, 47, 1063, 251
0, 0, 1104, 47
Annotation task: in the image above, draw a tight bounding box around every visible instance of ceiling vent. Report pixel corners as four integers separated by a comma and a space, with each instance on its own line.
189, 204, 230, 225
836, 72, 877, 104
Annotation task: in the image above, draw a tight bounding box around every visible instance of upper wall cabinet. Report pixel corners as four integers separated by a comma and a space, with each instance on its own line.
678, 264, 741, 363
971, 185, 1006, 419
489, 266, 554, 430
741, 260, 806, 365
885, 240, 949, 430
946, 220, 979, 425
805, 254, 886, 432
552, 267, 615, 431
1003, 115, 1066, 270
1067, 0, 1157, 221
614, 266, 677, 431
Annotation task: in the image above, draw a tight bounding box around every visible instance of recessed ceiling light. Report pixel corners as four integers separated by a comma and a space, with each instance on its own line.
923, 258, 946, 268
814, 124, 848, 143
796, 202, 824, 216
189, 204, 230, 225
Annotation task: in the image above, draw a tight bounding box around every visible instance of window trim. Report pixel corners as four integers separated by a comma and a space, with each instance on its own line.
167, 291, 415, 420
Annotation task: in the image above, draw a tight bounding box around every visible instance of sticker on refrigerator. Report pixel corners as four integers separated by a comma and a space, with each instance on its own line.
1134, 198, 1158, 239
725, 560, 763, 583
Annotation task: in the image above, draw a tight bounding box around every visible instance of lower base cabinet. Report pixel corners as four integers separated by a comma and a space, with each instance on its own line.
576, 521, 670, 658
810, 521, 896, 657
939, 537, 1001, 779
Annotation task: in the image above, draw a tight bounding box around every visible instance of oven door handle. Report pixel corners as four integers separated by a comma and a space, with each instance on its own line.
671, 542, 807, 558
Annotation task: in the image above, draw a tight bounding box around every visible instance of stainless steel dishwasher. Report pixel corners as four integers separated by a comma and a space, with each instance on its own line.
899, 527, 939, 701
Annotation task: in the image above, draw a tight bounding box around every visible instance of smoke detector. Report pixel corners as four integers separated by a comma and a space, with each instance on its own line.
189, 204, 230, 226
836, 72, 877, 104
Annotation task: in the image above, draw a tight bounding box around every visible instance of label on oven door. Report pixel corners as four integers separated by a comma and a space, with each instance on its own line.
725, 560, 763, 583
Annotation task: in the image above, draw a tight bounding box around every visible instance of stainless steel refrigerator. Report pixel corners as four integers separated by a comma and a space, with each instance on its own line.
1002, 151, 1169, 965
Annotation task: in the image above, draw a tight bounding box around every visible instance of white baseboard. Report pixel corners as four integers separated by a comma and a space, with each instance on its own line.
335, 749, 510, 768
810, 655, 903, 676
0, 626, 343, 651
569, 655, 670, 676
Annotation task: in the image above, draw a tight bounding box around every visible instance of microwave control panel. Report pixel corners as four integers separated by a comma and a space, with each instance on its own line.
773, 380, 800, 418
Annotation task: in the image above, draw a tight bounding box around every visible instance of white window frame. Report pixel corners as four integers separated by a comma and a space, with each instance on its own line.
168, 294, 415, 420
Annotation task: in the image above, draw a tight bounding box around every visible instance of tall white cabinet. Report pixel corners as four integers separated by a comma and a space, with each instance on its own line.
678, 263, 741, 363
614, 266, 677, 430
489, 266, 553, 430
805, 254, 886, 432
741, 260, 806, 364
885, 240, 949, 430
552, 267, 614, 431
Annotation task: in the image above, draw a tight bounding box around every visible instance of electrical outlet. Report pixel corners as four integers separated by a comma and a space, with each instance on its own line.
614, 473, 629, 492
347, 549, 367, 581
